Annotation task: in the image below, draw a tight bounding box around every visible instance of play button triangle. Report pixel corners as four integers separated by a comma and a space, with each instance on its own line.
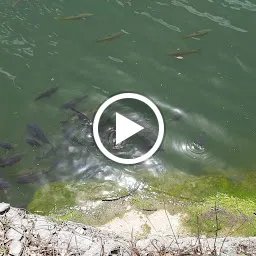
115, 112, 144, 145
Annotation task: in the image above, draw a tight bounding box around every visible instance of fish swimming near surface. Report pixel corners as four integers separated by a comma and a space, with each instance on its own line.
0, 180, 11, 190
61, 95, 88, 110
25, 137, 42, 147
96, 31, 126, 43
27, 123, 51, 144
0, 152, 25, 168
64, 132, 85, 146
0, 142, 14, 150
36, 147, 57, 161
58, 13, 94, 21
34, 87, 58, 101
69, 106, 91, 122
17, 172, 42, 184
168, 49, 201, 57
183, 29, 212, 39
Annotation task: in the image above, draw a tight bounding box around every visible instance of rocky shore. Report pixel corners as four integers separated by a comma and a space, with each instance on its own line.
1, 202, 256, 255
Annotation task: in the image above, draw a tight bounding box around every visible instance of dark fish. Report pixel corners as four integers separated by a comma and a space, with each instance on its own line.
0, 152, 25, 168
25, 137, 42, 147
58, 13, 94, 21
61, 95, 88, 110
27, 123, 50, 144
183, 29, 212, 39
0, 180, 11, 190
17, 172, 42, 184
34, 87, 58, 101
96, 31, 126, 43
0, 142, 14, 150
63, 130, 85, 146
36, 147, 57, 161
69, 106, 91, 122
168, 49, 201, 57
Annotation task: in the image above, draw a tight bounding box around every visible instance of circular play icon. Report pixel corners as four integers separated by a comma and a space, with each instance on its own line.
92, 93, 165, 165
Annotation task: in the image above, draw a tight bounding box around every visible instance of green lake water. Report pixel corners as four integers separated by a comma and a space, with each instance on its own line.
0, 0, 256, 207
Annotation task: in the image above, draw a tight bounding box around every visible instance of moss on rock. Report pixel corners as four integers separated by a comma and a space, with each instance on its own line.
27, 169, 256, 237
28, 182, 76, 215
28, 180, 130, 225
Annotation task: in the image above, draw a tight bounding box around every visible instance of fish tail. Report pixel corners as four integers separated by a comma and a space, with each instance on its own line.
195, 49, 201, 54
57, 17, 66, 21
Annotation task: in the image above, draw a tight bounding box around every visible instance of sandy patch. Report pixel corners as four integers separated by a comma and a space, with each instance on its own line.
99, 209, 183, 239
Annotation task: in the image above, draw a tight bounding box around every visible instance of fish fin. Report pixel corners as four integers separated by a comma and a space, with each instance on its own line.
195, 49, 201, 54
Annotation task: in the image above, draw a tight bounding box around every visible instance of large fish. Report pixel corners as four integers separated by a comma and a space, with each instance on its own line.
69, 106, 91, 122
58, 13, 94, 21
183, 29, 212, 39
168, 49, 200, 57
17, 172, 42, 184
0, 142, 14, 150
35, 87, 58, 101
0, 180, 11, 190
61, 95, 88, 110
25, 137, 42, 147
35, 147, 57, 161
96, 31, 126, 43
27, 123, 50, 144
0, 152, 24, 168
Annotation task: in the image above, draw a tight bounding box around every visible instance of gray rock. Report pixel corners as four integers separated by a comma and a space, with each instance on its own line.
0, 202, 10, 214
9, 240, 23, 256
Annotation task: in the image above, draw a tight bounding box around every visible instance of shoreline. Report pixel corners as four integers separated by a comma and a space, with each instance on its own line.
1, 203, 256, 255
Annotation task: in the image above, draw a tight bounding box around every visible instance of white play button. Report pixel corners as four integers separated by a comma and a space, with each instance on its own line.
115, 113, 144, 145
93, 93, 164, 165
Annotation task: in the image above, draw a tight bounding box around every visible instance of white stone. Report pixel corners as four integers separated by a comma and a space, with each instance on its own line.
0, 202, 10, 214
7, 228, 23, 241
9, 240, 23, 256
40, 229, 52, 240
76, 227, 84, 235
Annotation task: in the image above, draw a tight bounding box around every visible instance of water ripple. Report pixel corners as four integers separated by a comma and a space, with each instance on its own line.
223, 0, 256, 11
171, 136, 226, 168
0, 66, 16, 83
140, 12, 181, 32
171, 0, 247, 32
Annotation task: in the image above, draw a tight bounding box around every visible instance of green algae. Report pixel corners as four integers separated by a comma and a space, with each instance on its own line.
28, 180, 130, 225
28, 170, 256, 237
135, 170, 256, 236
186, 193, 256, 236
28, 182, 76, 215
136, 223, 151, 239
131, 194, 157, 211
